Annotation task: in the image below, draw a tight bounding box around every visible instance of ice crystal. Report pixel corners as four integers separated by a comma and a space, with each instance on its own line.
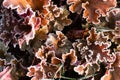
0, 0, 120, 80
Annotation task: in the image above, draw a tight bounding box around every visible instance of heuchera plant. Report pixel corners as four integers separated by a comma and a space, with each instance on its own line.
0, 0, 120, 80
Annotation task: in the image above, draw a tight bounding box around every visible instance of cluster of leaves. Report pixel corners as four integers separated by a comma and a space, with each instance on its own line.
0, 0, 120, 80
